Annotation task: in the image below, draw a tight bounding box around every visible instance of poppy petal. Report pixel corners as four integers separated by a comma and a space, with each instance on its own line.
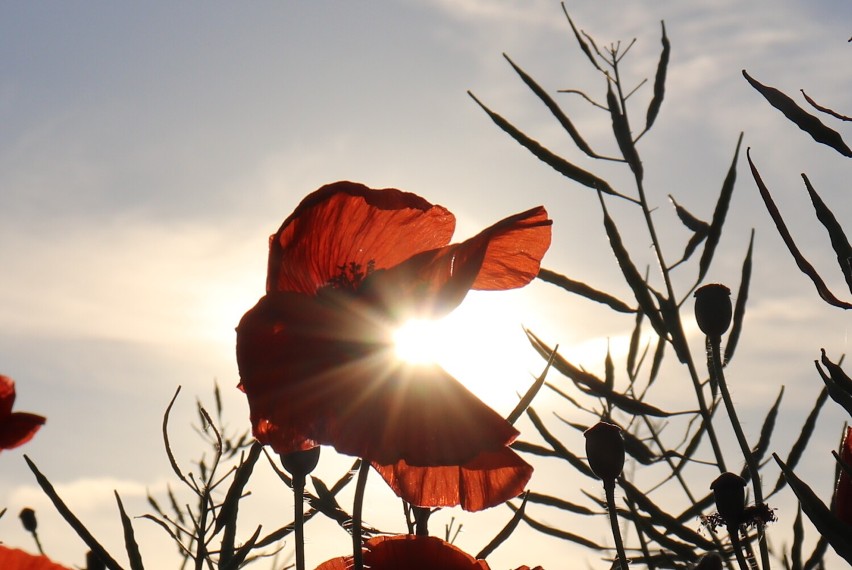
0, 545, 73, 569
314, 535, 491, 570
268, 182, 455, 294
835, 426, 852, 525
237, 292, 519, 466
0, 412, 46, 450
359, 206, 551, 320
0, 374, 16, 418
373, 446, 532, 511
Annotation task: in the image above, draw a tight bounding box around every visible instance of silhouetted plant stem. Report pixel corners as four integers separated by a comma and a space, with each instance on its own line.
728, 524, 750, 570
708, 337, 770, 570
352, 461, 370, 570
604, 480, 628, 570
607, 53, 728, 472
413, 506, 431, 536
293, 473, 306, 570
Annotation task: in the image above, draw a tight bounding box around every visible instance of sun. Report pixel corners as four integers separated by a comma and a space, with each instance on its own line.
390, 290, 545, 410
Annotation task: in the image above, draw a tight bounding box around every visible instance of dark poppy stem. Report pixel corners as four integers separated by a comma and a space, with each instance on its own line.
293, 473, 306, 570
604, 479, 628, 570
352, 460, 370, 570
727, 524, 750, 570
708, 337, 770, 570
413, 506, 431, 536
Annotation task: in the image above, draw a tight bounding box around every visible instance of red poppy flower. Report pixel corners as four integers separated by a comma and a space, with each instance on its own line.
835, 426, 852, 525
0, 375, 45, 451
237, 181, 551, 510
312, 535, 492, 570
0, 545, 72, 570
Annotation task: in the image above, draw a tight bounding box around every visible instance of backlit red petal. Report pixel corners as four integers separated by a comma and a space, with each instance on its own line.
835, 426, 852, 525
321, 363, 520, 467
359, 206, 551, 320
0, 374, 15, 417
373, 446, 532, 511
268, 182, 455, 294
0, 545, 72, 570
314, 536, 491, 570
0, 412, 46, 450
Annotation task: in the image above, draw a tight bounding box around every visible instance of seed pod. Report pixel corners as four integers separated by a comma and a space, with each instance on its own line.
281, 446, 321, 478
711, 472, 746, 526
584, 421, 625, 482
18, 507, 37, 533
694, 283, 732, 338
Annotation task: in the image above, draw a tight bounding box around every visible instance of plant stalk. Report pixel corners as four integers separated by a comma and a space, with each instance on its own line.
352, 461, 370, 570
604, 480, 628, 570
709, 336, 770, 570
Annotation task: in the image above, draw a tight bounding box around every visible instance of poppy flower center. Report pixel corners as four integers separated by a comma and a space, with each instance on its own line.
328, 260, 376, 290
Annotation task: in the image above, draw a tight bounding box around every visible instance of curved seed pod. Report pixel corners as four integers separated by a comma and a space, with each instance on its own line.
645, 21, 669, 131
743, 70, 852, 157
537, 268, 635, 313
698, 133, 742, 283
606, 81, 643, 180
802, 174, 852, 293
724, 230, 754, 365
503, 54, 597, 157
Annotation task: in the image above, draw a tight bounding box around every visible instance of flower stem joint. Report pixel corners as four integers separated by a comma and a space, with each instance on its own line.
694, 283, 732, 339
584, 421, 625, 483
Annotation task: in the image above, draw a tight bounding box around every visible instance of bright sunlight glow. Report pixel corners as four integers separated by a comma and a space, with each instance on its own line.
393, 318, 447, 364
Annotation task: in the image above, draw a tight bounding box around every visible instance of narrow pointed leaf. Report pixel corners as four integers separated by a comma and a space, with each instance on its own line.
217, 442, 263, 567
476, 493, 528, 559
115, 492, 144, 570
626, 309, 644, 378
524, 491, 597, 515
816, 350, 852, 416
774, 454, 852, 563
537, 268, 635, 312
792, 506, 804, 570
604, 342, 614, 391
648, 334, 665, 386
645, 21, 670, 131
804, 536, 830, 570
749, 386, 784, 469
599, 197, 667, 338
620, 480, 715, 550
526, 329, 674, 417
506, 501, 603, 549
507, 347, 556, 424
526, 407, 595, 478
771, 387, 829, 495
511, 440, 559, 458
748, 149, 852, 309
698, 132, 742, 282
802, 173, 852, 293
669, 194, 710, 233
223, 525, 262, 570
25, 456, 125, 570
468, 92, 634, 201
724, 229, 754, 365
504, 54, 597, 157
743, 70, 852, 157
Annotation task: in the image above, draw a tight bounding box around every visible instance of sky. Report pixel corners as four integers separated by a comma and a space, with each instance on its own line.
1, 1, 851, 568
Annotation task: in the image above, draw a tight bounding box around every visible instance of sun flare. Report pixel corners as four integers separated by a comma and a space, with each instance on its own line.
389, 291, 546, 410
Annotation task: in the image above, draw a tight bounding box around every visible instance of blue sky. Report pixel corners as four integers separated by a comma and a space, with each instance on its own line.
1, 1, 851, 568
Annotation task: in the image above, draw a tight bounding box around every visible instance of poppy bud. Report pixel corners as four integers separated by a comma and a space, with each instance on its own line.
280, 446, 321, 478
584, 421, 625, 482
18, 507, 37, 533
87, 550, 107, 570
693, 552, 723, 570
694, 284, 732, 338
710, 472, 746, 526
